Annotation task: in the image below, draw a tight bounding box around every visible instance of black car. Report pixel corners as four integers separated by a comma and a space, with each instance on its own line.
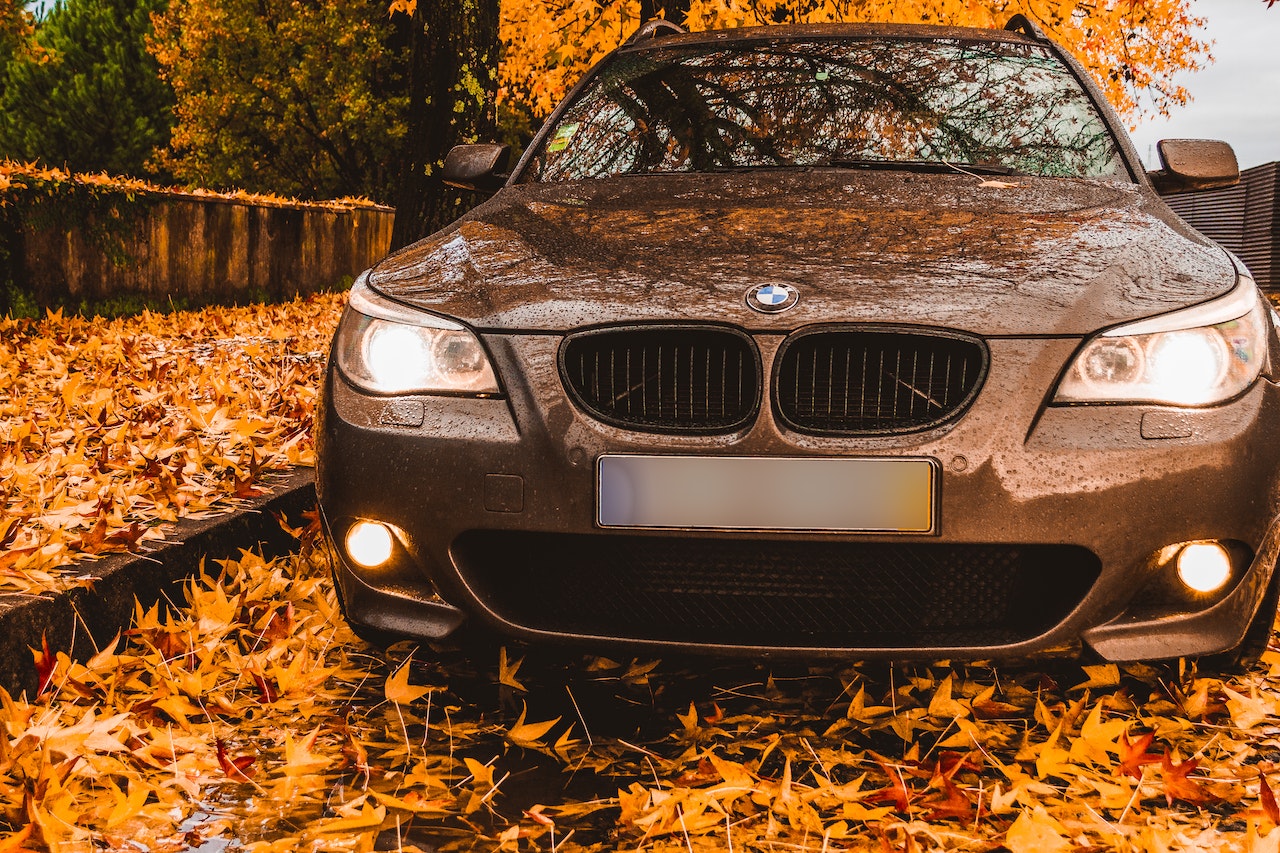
317, 17, 1280, 665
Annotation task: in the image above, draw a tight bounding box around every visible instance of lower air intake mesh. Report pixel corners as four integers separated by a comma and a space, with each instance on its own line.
452, 532, 1099, 648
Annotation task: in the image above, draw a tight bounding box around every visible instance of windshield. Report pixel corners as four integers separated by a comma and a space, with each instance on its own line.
526, 37, 1127, 182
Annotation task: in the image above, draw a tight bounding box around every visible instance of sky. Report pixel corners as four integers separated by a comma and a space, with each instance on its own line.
1127, 0, 1280, 171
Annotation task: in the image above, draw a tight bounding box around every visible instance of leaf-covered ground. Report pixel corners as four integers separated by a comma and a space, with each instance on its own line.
0, 295, 344, 590
7, 295, 1280, 851
4, 521, 1280, 853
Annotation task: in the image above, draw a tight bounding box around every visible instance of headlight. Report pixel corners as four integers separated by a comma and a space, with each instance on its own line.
1054, 276, 1268, 406
334, 274, 499, 395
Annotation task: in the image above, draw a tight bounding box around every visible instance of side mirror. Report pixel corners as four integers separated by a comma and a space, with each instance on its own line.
442, 143, 511, 192
1147, 139, 1239, 194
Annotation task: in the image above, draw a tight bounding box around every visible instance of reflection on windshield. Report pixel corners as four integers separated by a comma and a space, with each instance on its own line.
528, 38, 1125, 182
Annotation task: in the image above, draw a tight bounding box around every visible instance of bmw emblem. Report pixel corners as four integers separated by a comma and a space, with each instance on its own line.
746, 283, 799, 314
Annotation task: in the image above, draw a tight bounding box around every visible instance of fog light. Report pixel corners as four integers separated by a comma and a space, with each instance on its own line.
1177, 542, 1232, 593
346, 521, 394, 569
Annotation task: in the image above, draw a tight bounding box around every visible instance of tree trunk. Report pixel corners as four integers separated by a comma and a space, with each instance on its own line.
390, 0, 499, 249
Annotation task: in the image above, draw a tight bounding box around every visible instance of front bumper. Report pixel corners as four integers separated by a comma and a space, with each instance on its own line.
317, 332, 1280, 661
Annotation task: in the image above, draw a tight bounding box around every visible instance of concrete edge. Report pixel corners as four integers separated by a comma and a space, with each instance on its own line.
0, 467, 317, 698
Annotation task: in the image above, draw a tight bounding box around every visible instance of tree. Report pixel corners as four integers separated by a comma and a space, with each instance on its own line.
499, 0, 1211, 122
388, 0, 501, 248
501, 0, 649, 118
149, 0, 409, 202
0, 0, 175, 178
0, 0, 33, 67
150, 0, 500, 246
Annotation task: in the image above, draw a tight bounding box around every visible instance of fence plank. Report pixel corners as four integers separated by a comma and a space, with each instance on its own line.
14, 190, 394, 308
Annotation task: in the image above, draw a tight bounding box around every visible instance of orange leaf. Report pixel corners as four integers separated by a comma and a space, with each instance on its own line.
1160, 752, 1210, 807
215, 737, 257, 780
105, 521, 146, 551
921, 774, 974, 822
1262, 773, 1280, 826
72, 514, 110, 554
385, 657, 431, 705
232, 471, 264, 498
1117, 730, 1161, 780
0, 823, 33, 852
251, 670, 279, 704
32, 633, 56, 696
971, 697, 1026, 720
870, 760, 913, 813
524, 805, 555, 827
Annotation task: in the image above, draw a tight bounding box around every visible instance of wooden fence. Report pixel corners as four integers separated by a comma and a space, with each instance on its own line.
2, 173, 395, 311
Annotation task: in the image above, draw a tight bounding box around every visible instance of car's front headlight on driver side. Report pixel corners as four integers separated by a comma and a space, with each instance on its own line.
1054, 276, 1269, 407
334, 274, 499, 395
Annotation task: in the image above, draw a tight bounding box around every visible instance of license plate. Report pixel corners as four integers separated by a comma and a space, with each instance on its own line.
597, 455, 936, 532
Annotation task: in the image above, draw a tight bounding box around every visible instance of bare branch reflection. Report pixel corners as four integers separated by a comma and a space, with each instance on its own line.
531, 39, 1124, 181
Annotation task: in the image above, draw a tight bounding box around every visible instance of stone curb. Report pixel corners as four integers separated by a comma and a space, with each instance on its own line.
0, 468, 316, 698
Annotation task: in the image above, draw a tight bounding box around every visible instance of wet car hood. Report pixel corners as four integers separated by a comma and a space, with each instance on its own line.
368, 170, 1235, 337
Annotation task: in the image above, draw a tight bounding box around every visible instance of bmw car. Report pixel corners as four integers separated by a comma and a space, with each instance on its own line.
316, 17, 1280, 665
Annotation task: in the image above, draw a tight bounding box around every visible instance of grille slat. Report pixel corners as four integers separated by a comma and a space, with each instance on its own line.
777, 329, 986, 434
455, 532, 1100, 649
561, 328, 759, 433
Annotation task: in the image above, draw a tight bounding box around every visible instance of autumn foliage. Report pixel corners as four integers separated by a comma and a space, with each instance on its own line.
147, 0, 407, 202
0, 160, 388, 211
0, 0, 32, 60
0, 5, 1265, 846
499, 0, 1211, 122
0, 294, 343, 589
4, 529, 1280, 850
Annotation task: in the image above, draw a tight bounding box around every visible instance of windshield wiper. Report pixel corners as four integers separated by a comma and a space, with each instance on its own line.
618, 164, 788, 176
822, 158, 1018, 176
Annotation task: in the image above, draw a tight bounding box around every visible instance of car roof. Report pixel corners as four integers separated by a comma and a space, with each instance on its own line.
619, 20, 1043, 53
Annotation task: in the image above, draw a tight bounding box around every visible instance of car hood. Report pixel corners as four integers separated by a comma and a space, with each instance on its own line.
368, 170, 1235, 337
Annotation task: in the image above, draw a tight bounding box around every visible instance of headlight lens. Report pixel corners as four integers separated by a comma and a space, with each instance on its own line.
1055, 276, 1268, 406
334, 275, 499, 395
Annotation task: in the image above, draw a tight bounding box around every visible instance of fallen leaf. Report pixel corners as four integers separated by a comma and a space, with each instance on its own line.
385, 657, 431, 705
1006, 804, 1071, 853
507, 704, 560, 750
498, 646, 526, 691
1160, 752, 1210, 806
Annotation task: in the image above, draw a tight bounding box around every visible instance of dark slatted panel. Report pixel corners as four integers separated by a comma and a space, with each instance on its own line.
561, 327, 759, 433
775, 329, 986, 434
1241, 164, 1279, 292
1166, 161, 1279, 291
1164, 181, 1247, 247
454, 531, 1100, 649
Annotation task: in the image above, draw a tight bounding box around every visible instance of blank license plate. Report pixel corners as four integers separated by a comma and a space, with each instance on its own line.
597, 455, 936, 532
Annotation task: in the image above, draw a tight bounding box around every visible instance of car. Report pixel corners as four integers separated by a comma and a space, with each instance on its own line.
316, 15, 1280, 665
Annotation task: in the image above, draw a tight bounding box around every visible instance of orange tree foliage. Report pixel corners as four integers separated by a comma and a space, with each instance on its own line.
499, 0, 1210, 123
0, 294, 343, 591
0, 0, 31, 63
0, 160, 389, 213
